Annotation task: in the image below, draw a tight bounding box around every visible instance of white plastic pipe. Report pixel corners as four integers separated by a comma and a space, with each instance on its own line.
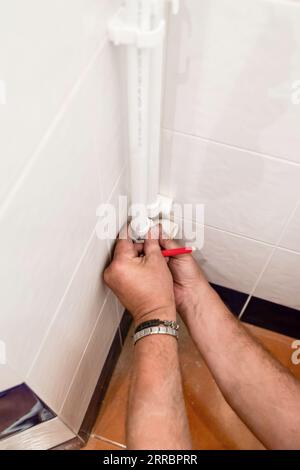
147, 1, 165, 217
126, 0, 152, 239
108, 1, 179, 240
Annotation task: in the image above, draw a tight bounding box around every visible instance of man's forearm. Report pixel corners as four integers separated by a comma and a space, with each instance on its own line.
184, 284, 300, 450
126, 307, 191, 450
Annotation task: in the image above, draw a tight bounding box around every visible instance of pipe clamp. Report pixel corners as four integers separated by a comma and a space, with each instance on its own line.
108, 8, 166, 48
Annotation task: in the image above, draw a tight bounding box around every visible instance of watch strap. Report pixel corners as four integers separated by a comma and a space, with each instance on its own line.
135, 318, 179, 334
134, 325, 179, 345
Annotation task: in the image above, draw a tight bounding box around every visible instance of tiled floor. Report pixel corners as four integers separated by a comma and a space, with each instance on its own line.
82, 319, 300, 450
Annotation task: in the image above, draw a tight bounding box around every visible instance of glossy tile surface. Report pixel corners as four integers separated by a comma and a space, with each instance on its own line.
254, 248, 300, 311
192, 225, 273, 295
0, 364, 22, 394
161, 0, 300, 314
0, 0, 127, 439
0, 42, 125, 378
61, 292, 120, 432
27, 233, 110, 413
161, 130, 300, 244
89, 319, 300, 450
0, 0, 121, 204
164, 0, 300, 164
280, 205, 300, 253
0, 417, 75, 451
0, 384, 55, 441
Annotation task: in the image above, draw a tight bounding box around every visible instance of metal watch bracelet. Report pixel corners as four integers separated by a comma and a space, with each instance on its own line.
133, 325, 179, 345
134, 319, 180, 334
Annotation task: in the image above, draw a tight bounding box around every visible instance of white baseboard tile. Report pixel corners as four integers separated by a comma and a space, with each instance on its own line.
0, 417, 75, 450
60, 292, 120, 433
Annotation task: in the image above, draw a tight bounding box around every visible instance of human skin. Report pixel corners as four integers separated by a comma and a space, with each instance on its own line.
105, 227, 300, 450
160, 236, 300, 450
104, 230, 191, 450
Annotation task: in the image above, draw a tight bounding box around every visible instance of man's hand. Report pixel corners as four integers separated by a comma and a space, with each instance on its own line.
160, 236, 212, 319
104, 228, 176, 325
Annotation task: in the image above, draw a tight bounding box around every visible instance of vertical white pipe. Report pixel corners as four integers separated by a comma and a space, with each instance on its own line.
147, 1, 165, 215
126, 0, 152, 237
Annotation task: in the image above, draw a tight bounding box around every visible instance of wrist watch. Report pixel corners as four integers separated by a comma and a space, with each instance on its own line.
135, 319, 179, 334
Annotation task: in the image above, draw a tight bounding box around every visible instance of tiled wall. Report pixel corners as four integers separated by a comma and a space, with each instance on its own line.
2, 0, 300, 437
162, 0, 300, 313
0, 0, 127, 432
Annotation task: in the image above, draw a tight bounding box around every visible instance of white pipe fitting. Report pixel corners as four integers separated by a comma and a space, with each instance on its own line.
130, 216, 152, 242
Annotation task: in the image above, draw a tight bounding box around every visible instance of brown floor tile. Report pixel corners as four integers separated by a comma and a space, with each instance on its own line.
246, 324, 300, 379
179, 320, 264, 450
92, 318, 300, 450
82, 437, 124, 451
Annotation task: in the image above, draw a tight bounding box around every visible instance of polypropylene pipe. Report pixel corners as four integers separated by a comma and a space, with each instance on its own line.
126, 0, 152, 238
108, 1, 179, 241
147, 1, 165, 217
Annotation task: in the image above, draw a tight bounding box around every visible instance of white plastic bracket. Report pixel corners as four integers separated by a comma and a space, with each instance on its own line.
147, 194, 173, 219
108, 7, 165, 48
167, 0, 180, 15
108, 1, 179, 48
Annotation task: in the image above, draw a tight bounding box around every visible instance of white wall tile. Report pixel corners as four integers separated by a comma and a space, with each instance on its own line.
280, 205, 300, 253
27, 233, 110, 413
190, 225, 273, 295
99, 74, 128, 203
0, 417, 75, 451
0, 43, 124, 377
27, 164, 127, 413
60, 292, 120, 432
161, 130, 300, 244
254, 248, 300, 310
0, 364, 23, 392
0, 0, 121, 204
164, 0, 300, 163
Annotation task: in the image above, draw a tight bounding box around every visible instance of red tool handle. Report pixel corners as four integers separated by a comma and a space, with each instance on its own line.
161, 247, 194, 257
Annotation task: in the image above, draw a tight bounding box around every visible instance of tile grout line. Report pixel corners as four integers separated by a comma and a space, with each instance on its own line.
0, 34, 110, 223
173, 214, 300, 320
58, 292, 112, 416
196, 221, 275, 248
90, 433, 126, 449
26, 163, 126, 380
204, 224, 300, 254
238, 249, 276, 320
107, 164, 128, 347
25, 227, 97, 380
58, 165, 128, 415
107, 163, 127, 205
239, 199, 300, 320
179, 216, 300, 253
172, 203, 300, 321
163, 127, 300, 168
175, 209, 300, 255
